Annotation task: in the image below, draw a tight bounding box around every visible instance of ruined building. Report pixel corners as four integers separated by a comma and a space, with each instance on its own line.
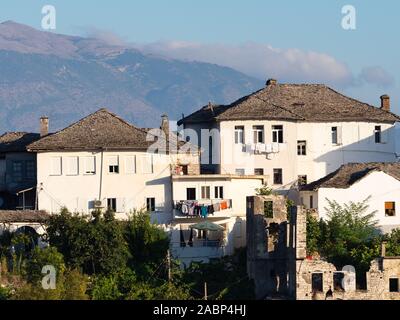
246, 195, 400, 300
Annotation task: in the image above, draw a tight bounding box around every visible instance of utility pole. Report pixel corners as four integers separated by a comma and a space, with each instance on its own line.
204, 282, 208, 300
167, 249, 171, 282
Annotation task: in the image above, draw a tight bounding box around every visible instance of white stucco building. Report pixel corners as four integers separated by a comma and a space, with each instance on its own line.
27, 109, 200, 222
22, 108, 264, 265
170, 174, 265, 266
178, 80, 400, 197
300, 162, 400, 233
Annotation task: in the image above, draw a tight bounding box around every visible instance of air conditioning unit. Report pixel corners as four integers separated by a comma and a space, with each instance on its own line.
94, 200, 103, 208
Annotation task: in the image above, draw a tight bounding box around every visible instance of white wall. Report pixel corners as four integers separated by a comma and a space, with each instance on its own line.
185, 120, 397, 190
37, 150, 176, 219
314, 171, 400, 233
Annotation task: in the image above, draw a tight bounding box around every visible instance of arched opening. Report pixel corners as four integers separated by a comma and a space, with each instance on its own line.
14, 226, 39, 253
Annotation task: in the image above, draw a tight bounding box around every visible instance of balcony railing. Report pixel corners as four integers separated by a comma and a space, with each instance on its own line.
244, 143, 283, 154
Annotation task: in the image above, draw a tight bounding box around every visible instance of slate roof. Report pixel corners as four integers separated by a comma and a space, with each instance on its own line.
0, 132, 40, 153
178, 83, 400, 125
302, 162, 400, 191
0, 210, 49, 223
28, 108, 188, 152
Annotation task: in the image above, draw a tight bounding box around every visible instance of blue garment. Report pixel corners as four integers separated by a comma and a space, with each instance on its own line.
200, 205, 208, 218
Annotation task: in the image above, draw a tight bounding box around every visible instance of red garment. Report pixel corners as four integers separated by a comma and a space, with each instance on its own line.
220, 201, 228, 210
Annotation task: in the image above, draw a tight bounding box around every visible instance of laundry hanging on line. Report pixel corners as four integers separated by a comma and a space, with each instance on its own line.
174, 199, 232, 218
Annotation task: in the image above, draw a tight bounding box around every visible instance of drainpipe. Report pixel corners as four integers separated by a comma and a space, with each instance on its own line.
98, 149, 104, 201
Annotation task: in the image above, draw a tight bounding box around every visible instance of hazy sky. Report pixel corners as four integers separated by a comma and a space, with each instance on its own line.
2, 0, 400, 113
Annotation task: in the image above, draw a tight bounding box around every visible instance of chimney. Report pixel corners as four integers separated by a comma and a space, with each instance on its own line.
380, 94, 390, 112
266, 78, 277, 86
40, 116, 49, 137
161, 114, 169, 137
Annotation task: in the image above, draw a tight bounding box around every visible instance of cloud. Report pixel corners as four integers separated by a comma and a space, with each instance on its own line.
84, 29, 396, 90
135, 41, 355, 87
359, 66, 395, 88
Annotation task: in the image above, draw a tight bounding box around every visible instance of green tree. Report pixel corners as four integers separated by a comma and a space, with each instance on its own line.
385, 228, 400, 256
46, 208, 129, 275
25, 246, 65, 284
124, 210, 169, 276
306, 197, 381, 285
255, 184, 274, 196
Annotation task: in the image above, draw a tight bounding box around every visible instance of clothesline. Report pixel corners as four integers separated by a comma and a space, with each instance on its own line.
174, 199, 232, 218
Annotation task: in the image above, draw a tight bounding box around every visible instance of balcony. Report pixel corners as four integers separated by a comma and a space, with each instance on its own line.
244, 143, 286, 155
173, 199, 233, 219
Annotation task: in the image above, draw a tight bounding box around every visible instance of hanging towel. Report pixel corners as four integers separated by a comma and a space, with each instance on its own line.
201, 205, 208, 218
188, 202, 196, 216
213, 203, 220, 212
220, 200, 228, 210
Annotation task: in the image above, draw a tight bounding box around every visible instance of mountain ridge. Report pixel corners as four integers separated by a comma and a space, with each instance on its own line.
0, 21, 263, 132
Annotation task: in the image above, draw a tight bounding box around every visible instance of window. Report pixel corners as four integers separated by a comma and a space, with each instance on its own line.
331, 126, 342, 145
186, 188, 196, 200
65, 156, 79, 175
254, 168, 264, 175
333, 273, 345, 292
253, 126, 264, 143
50, 157, 62, 176
312, 273, 323, 293
331, 127, 337, 144
310, 195, 314, 209
297, 140, 306, 155
389, 278, 399, 292
298, 175, 307, 186
146, 197, 156, 212
235, 169, 245, 176
12, 161, 23, 182
125, 156, 136, 174
272, 125, 283, 143
201, 186, 210, 199
108, 156, 119, 174
375, 126, 382, 143
385, 202, 396, 217
142, 155, 153, 174
83, 156, 96, 175
107, 198, 117, 212
26, 161, 35, 180
214, 186, 223, 199
273, 168, 283, 185
264, 201, 273, 218
235, 126, 245, 144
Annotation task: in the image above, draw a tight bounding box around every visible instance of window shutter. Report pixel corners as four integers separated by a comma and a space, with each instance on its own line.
116, 198, 125, 213
142, 155, 153, 174
51, 157, 62, 175
84, 156, 95, 174
66, 157, 78, 175
125, 156, 136, 174
337, 126, 343, 144
108, 156, 118, 166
